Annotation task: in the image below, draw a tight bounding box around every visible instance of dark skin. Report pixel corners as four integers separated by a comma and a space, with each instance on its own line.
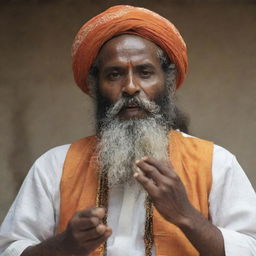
22, 207, 112, 256
97, 34, 166, 120
135, 157, 225, 256
21, 35, 225, 256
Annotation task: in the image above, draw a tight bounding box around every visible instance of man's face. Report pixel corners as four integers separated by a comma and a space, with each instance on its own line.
97, 34, 166, 120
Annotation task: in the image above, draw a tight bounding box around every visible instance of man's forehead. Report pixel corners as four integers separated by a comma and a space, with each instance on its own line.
103, 34, 160, 50
96, 34, 162, 67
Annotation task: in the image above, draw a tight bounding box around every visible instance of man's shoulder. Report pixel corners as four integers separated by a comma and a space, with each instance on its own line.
35, 135, 97, 166
179, 131, 212, 144
71, 135, 97, 147
179, 131, 235, 161
29, 135, 93, 182
36, 144, 71, 165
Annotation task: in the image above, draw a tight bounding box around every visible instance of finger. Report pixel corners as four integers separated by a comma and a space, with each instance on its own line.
142, 156, 176, 178
78, 207, 105, 219
92, 208, 105, 219
73, 216, 100, 231
86, 226, 112, 242
136, 160, 163, 185
77, 224, 108, 242
83, 227, 112, 252
134, 171, 158, 196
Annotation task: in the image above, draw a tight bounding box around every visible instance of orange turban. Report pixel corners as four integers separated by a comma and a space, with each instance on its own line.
72, 5, 188, 95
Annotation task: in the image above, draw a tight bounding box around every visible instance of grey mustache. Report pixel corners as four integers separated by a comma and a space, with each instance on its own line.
107, 96, 160, 118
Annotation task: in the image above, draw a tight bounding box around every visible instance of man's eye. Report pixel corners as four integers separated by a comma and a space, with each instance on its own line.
140, 70, 153, 78
108, 72, 120, 80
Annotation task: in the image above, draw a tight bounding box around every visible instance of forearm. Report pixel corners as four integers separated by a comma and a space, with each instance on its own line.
20, 233, 71, 256
178, 208, 225, 256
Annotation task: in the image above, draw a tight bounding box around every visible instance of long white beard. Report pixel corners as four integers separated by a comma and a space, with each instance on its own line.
97, 116, 169, 187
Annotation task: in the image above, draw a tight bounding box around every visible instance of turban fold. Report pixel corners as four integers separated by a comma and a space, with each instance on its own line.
72, 5, 188, 95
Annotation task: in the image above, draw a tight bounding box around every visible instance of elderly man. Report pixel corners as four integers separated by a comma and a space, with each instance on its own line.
0, 5, 256, 256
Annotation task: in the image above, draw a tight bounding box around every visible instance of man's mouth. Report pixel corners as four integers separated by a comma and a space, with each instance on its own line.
118, 104, 145, 119
126, 103, 141, 109
122, 102, 144, 112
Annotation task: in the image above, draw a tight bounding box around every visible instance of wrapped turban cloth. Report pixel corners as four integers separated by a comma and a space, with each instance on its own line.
72, 5, 188, 95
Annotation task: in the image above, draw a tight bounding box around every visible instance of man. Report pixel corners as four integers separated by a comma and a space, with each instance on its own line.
0, 5, 256, 256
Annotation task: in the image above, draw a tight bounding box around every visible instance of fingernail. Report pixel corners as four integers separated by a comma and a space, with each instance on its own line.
95, 208, 105, 218
90, 216, 99, 226
96, 224, 106, 234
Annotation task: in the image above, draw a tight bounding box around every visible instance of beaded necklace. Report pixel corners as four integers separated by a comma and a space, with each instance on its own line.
96, 168, 154, 256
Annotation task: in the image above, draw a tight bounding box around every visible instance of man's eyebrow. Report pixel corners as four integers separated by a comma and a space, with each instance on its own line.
136, 63, 156, 69
101, 66, 124, 73
101, 63, 156, 73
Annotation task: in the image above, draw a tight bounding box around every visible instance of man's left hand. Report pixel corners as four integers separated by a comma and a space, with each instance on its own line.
134, 156, 196, 227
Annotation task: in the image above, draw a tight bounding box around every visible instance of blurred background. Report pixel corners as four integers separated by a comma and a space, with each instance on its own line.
0, 0, 255, 222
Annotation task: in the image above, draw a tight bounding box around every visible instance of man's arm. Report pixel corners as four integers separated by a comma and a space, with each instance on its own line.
209, 148, 256, 255
0, 146, 112, 256
0, 146, 66, 256
135, 156, 224, 256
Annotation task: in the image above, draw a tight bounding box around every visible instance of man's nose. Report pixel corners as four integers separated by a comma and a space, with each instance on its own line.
122, 72, 140, 96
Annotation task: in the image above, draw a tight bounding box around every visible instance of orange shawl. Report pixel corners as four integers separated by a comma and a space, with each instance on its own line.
57, 131, 213, 256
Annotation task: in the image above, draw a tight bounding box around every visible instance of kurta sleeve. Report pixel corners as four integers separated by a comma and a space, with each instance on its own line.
0, 145, 69, 256
209, 145, 256, 255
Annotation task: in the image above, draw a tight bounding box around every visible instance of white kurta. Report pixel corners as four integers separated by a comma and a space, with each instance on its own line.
0, 133, 256, 256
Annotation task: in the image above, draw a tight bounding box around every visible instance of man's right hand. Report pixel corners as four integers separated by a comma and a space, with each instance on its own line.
21, 207, 112, 256
61, 207, 112, 255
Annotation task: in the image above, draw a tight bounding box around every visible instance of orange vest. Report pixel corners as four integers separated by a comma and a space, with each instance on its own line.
57, 130, 213, 256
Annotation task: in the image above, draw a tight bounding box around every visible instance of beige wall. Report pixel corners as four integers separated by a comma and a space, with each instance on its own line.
0, 0, 255, 222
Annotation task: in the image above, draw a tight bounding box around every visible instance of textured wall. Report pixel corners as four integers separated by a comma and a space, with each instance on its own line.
0, 0, 255, 222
